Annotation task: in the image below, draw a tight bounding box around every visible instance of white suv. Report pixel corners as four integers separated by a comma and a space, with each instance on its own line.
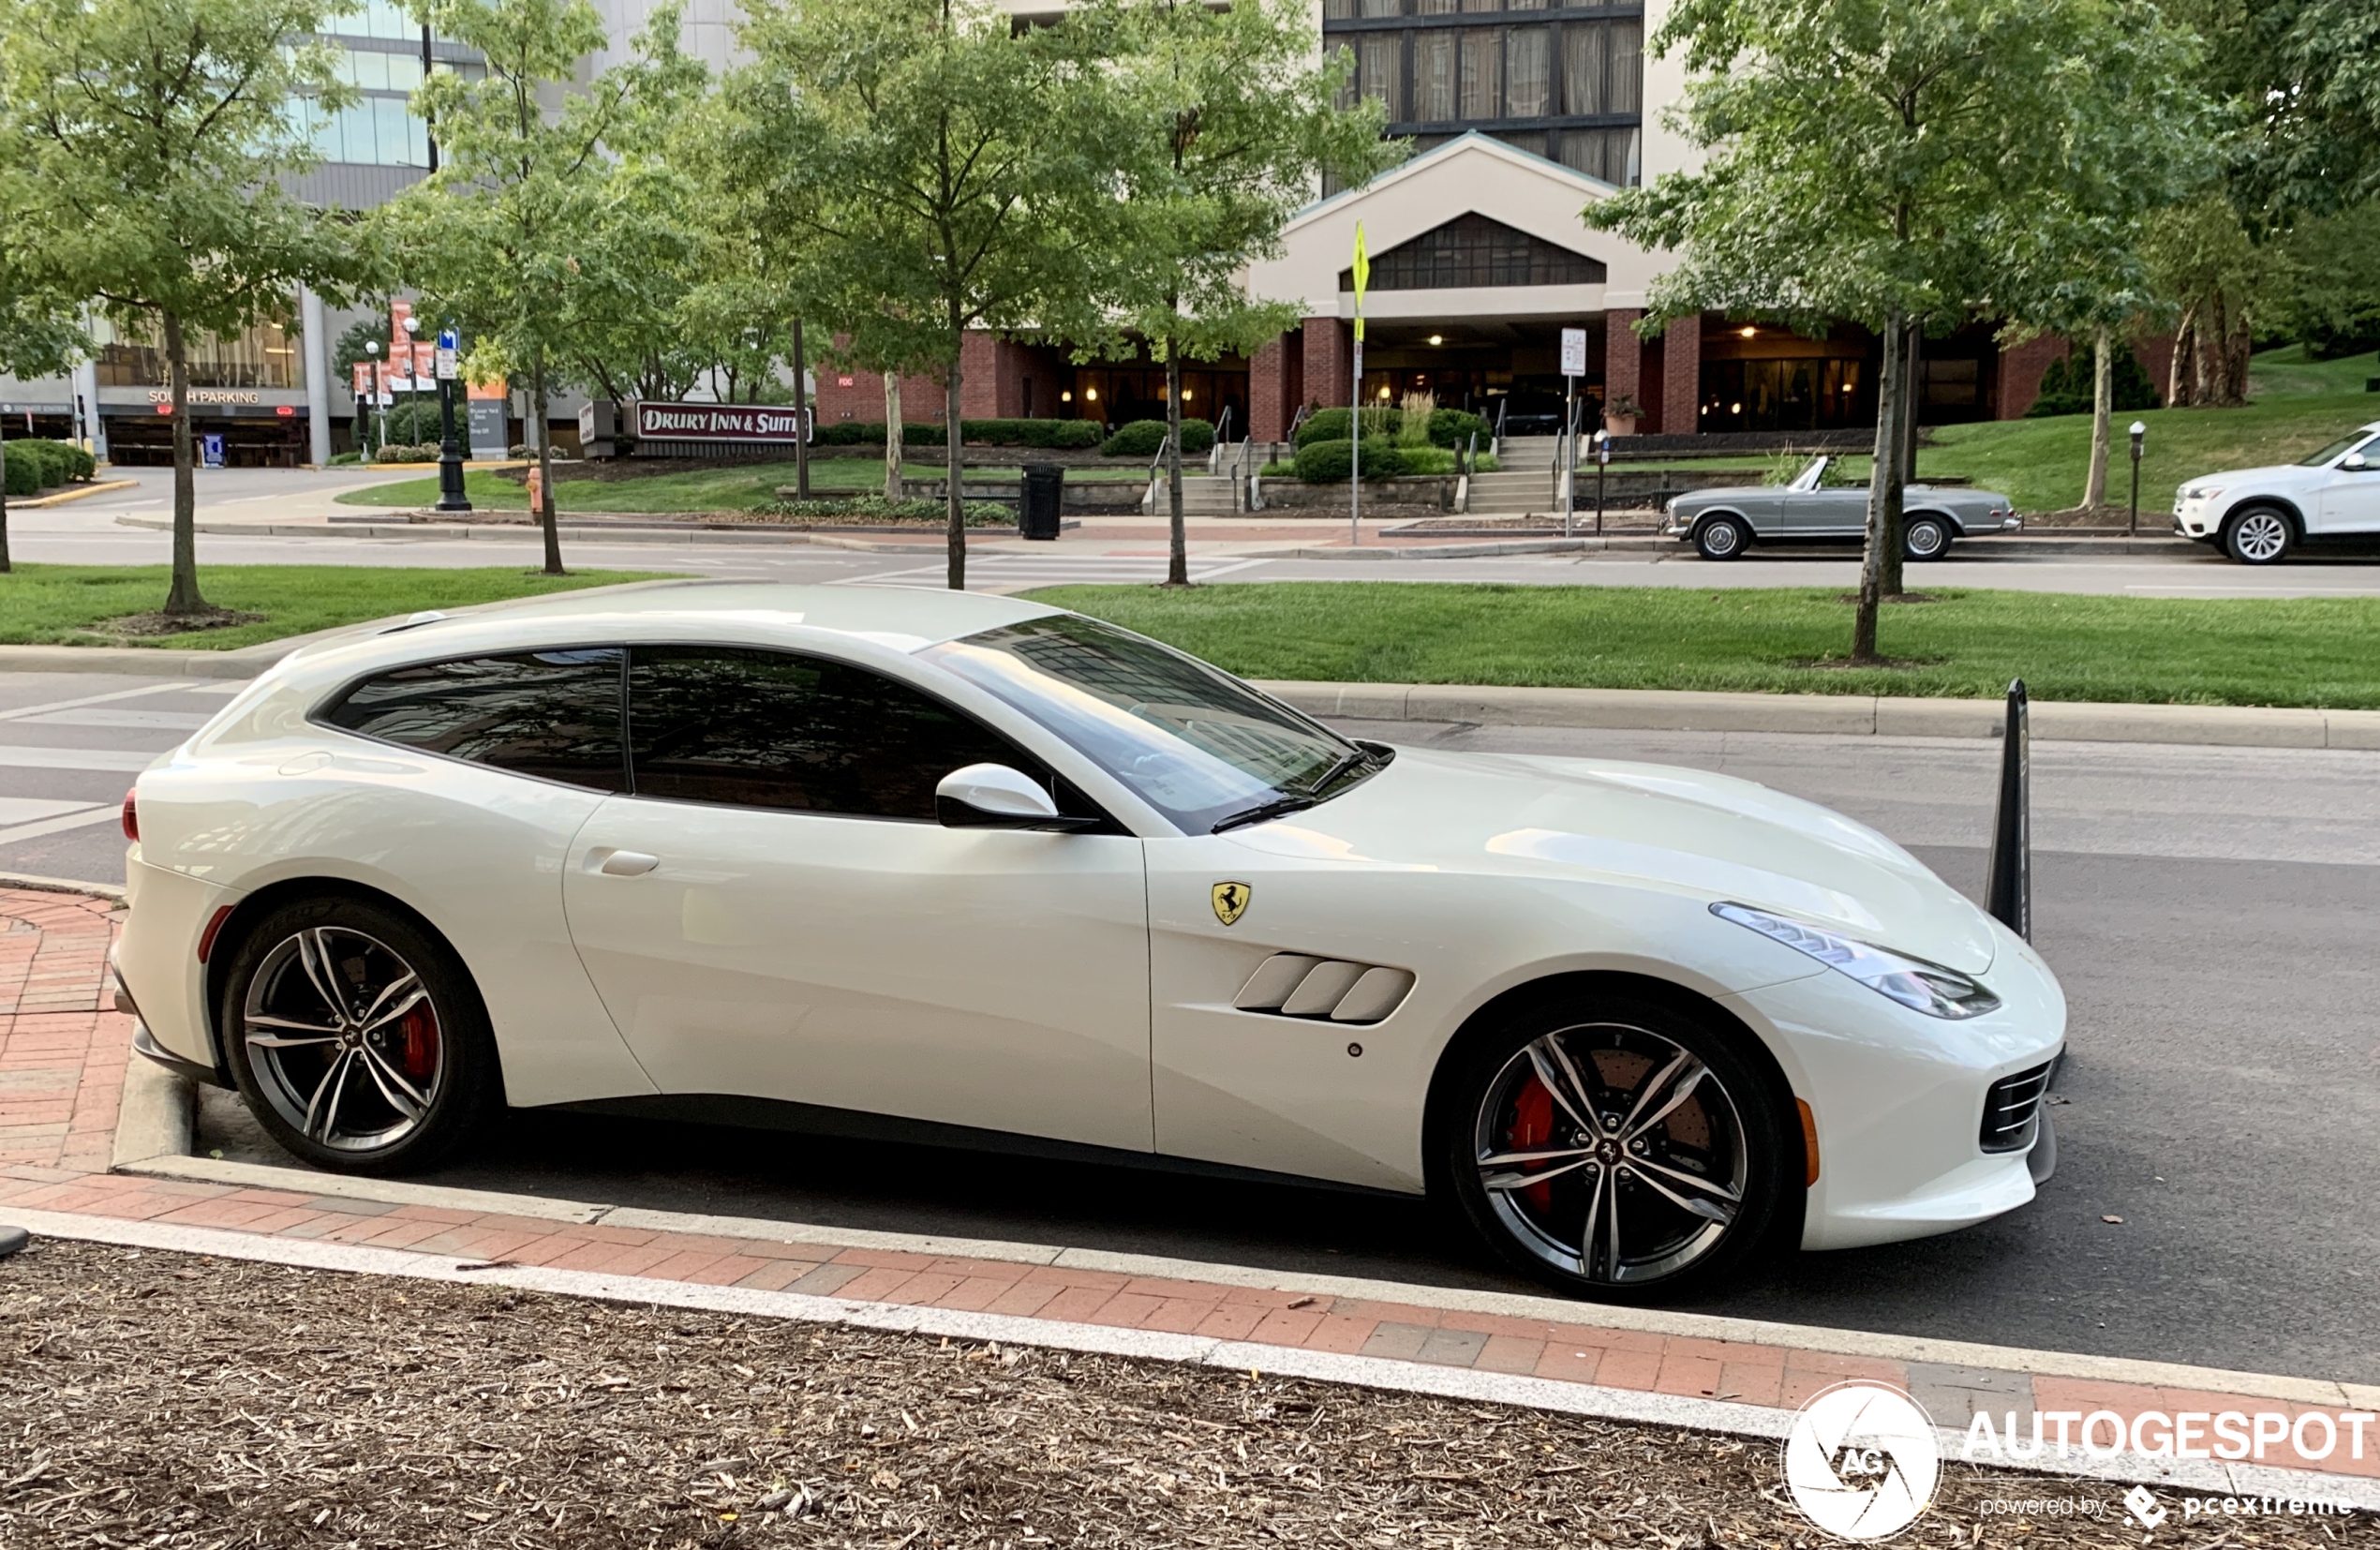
2174, 422, 2380, 564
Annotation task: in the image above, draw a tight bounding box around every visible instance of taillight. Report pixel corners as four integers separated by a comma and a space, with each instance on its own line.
121, 789, 139, 842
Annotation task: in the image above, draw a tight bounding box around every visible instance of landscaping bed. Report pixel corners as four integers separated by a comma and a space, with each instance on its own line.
5, 1237, 2350, 1550
1031, 581, 2380, 708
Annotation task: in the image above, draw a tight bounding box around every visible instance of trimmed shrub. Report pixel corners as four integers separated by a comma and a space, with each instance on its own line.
1294, 438, 1408, 482
753, 495, 1014, 527
1099, 418, 1214, 458
2026, 347, 2159, 417
1, 449, 37, 498
1426, 408, 1489, 449
329, 451, 364, 465
372, 442, 441, 463
4, 439, 93, 489
1293, 405, 1397, 448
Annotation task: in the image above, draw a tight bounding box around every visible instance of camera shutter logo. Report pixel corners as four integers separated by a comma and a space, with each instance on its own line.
1782, 1381, 1941, 1541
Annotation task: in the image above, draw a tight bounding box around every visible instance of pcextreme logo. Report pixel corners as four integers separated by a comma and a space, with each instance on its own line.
1782, 1381, 1941, 1542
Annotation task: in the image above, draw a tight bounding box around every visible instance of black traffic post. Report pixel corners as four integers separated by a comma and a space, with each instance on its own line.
1984, 678, 2030, 939
0, 1224, 26, 1259
2127, 420, 2145, 537
434, 324, 470, 513
1593, 428, 1610, 535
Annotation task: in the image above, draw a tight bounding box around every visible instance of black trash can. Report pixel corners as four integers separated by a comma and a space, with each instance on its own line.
1019, 463, 1064, 541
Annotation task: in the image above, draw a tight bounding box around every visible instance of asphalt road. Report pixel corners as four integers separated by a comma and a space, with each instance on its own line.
8, 665, 2370, 1382
17, 463, 2380, 596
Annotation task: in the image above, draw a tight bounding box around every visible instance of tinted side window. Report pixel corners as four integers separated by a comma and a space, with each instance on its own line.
627, 646, 1034, 819
322, 648, 627, 791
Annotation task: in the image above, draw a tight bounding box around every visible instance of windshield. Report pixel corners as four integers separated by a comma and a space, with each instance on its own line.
922, 612, 1374, 832
2298, 432, 2375, 467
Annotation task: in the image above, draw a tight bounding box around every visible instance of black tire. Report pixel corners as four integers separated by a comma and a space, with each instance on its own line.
1694, 514, 1751, 561
2224, 506, 2293, 565
218, 895, 498, 1175
1902, 513, 1954, 561
1435, 991, 1791, 1302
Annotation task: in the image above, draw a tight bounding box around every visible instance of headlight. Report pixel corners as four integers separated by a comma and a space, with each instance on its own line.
1711, 902, 2001, 1020
2180, 484, 2224, 502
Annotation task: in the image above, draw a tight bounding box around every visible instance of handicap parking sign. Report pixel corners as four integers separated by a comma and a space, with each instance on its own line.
201, 434, 225, 469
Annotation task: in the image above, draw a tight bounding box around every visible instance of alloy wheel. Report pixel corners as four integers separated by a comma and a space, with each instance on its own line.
1697, 519, 1745, 559
1472, 1021, 1749, 1286
2230, 510, 2288, 563
1905, 518, 1948, 559
241, 927, 445, 1155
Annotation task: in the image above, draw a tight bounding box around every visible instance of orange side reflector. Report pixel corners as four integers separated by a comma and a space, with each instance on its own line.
1796, 1098, 1821, 1186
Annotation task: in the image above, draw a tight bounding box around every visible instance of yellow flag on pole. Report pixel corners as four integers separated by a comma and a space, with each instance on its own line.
1351, 222, 1369, 342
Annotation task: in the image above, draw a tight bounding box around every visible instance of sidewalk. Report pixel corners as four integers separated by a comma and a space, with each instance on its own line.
4, 886, 2375, 1509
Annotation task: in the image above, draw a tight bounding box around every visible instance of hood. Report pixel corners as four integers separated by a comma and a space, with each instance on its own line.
1227, 748, 1999, 975
2194, 464, 2313, 489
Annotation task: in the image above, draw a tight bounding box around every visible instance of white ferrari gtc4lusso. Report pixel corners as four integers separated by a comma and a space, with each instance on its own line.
113, 583, 2065, 1300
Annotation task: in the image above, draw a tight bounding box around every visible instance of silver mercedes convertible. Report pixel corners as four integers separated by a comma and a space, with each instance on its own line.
1661, 455, 2021, 561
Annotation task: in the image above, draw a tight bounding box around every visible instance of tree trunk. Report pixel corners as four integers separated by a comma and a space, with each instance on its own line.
2203, 291, 2229, 405
884, 371, 903, 501
531, 357, 563, 575
945, 354, 965, 591
2226, 310, 2253, 404
2167, 301, 2197, 408
1878, 324, 1919, 598
1852, 309, 1908, 664
791, 319, 811, 500
162, 311, 208, 616
1164, 334, 1188, 588
2082, 326, 2113, 512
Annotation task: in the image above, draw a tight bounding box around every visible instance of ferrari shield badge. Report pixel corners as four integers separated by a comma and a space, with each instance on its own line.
1212, 881, 1252, 927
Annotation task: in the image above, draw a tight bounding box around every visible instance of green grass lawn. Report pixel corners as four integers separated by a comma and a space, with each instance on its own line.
1033, 581, 2380, 708
2244, 342, 2380, 397
337, 457, 1150, 512
0, 565, 672, 650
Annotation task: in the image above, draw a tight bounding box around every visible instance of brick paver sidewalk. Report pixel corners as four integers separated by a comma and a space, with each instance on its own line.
4, 886, 2373, 1497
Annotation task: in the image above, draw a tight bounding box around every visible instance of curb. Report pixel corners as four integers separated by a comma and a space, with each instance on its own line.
0, 870, 124, 900
110, 1057, 189, 1170
108, 1143, 2380, 1413
1257, 680, 2380, 750
10, 478, 141, 509
115, 513, 1066, 551
14, 1203, 2378, 1510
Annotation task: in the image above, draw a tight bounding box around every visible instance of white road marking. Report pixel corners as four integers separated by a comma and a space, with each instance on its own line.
16, 708, 211, 731
0, 682, 210, 724
0, 797, 108, 825
853, 554, 1271, 591
0, 745, 160, 772
0, 803, 117, 846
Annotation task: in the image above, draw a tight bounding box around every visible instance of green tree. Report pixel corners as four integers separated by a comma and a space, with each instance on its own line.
0, 0, 362, 614
722, 0, 1125, 589
1587, 0, 2206, 663
392, 0, 700, 574
1093, 0, 1392, 587
0, 278, 87, 572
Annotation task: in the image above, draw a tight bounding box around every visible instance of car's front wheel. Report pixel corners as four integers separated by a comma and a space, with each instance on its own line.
1438, 994, 1791, 1300
219, 896, 498, 1175
2224, 506, 2294, 565
1902, 514, 1954, 561
1694, 515, 1750, 561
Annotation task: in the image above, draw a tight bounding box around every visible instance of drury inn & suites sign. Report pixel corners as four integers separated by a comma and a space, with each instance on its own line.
634, 401, 811, 443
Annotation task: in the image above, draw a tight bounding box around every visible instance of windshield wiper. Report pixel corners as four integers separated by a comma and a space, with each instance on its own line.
1211, 744, 1388, 833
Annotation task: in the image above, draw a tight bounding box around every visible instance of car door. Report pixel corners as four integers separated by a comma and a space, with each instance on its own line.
1764, 457, 1838, 538
2313, 440, 2380, 533
560, 644, 1153, 1153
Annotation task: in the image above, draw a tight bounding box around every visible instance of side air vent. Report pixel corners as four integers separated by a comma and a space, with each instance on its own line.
1233, 954, 1415, 1025
1979, 1061, 2054, 1153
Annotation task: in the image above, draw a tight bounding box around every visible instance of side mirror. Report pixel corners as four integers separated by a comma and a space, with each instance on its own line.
2343, 454, 2371, 471
935, 763, 1096, 831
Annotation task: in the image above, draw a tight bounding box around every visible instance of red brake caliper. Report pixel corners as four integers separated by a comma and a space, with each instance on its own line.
398, 1005, 439, 1083
1509, 1076, 1555, 1213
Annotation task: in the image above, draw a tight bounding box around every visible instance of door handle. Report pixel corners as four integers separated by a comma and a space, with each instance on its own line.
596, 849, 660, 876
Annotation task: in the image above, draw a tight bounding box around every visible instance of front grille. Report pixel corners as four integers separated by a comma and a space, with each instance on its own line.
1980, 1062, 2054, 1153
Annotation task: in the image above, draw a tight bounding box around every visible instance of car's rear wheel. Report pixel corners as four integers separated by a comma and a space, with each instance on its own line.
219, 897, 498, 1175
2224, 506, 2293, 565
1902, 514, 1954, 561
1439, 994, 1790, 1300
1694, 515, 1750, 561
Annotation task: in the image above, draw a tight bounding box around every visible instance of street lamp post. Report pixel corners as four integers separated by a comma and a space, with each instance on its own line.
432, 322, 469, 512
364, 340, 387, 453
2128, 420, 2146, 537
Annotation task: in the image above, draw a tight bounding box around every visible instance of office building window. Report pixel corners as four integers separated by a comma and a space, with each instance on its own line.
94, 318, 305, 390
1336, 212, 1607, 290
1460, 29, 1503, 119
1505, 27, 1552, 117
1359, 32, 1404, 119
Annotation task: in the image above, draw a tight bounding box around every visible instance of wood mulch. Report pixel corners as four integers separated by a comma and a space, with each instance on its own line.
0, 1239, 2365, 1549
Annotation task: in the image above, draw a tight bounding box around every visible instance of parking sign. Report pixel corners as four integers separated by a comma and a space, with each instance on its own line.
1560, 326, 1587, 379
